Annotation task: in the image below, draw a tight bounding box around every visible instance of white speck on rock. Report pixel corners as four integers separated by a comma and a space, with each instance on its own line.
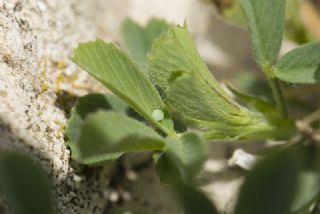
36, 1, 47, 12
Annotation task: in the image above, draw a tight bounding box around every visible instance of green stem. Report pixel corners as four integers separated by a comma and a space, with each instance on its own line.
266, 77, 288, 118
157, 123, 177, 138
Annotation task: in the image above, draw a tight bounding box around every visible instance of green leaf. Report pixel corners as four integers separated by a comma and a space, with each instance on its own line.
155, 152, 181, 186
148, 24, 223, 92
65, 93, 128, 163
166, 72, 250, 124
76, 111, 166, 163
73, 39, 174, 135
290, 146, 320, 213
275, 41, 320, 84
0, 152, 53, 214
201, 119, 275, 141
148, 24, 257, 128
121, 18, 169, 68
155, 133, 207, 184
290, 170, 320, 213
239, 0, 286, 68
154, 132, 214, 213
232, 72, 271, 96
166, 132, 207, 180
228, 84, 279, 114
167, 73, 283, 140
235, 148, 300, 214
155, 153, 217, 214
227, 85, 297, 140
174, 182, 218, 214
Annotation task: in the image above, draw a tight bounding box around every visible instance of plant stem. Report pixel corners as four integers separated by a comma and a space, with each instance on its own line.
266, 77, 288, 118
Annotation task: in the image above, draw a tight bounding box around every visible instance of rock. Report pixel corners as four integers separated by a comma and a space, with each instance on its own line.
0, 0, 128, 213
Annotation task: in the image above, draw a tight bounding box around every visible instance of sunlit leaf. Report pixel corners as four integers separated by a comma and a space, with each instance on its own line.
148, 25, 257, 128
167, 72, 249, 124
148, 24, 223, 92
73, 39, 174, 134
239, 0, 286, 68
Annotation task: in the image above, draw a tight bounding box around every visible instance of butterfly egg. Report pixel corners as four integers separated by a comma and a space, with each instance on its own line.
152, 109, 164, 121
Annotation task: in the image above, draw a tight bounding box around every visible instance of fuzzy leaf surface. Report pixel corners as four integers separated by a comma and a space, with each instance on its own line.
73, 39, 173, 134
148, 25, 251, 126
239, 0, 286, 67
275, 41, 320, 84
166, 72, 249, 125
148, 25, 223, 92
76, 111, 166, 163
227, 85, 297, 140
65, 93, 128, 164
166, 132, 207, 180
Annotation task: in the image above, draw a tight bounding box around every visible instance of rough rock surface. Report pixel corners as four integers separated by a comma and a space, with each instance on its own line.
0, 0, 129, 213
